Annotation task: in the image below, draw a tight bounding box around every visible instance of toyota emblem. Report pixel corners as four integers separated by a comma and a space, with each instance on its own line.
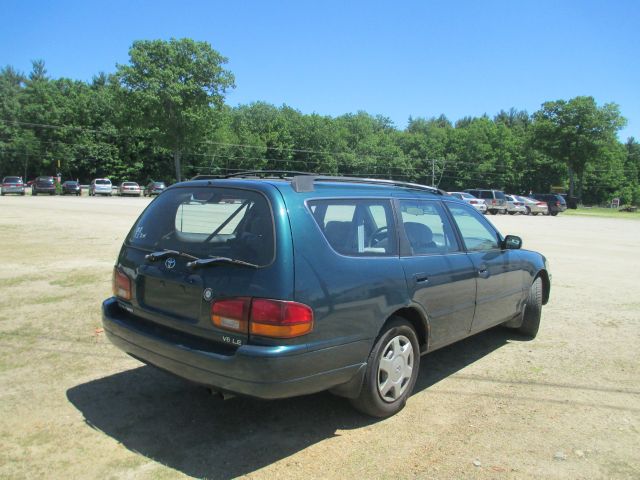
165, 257, 176, 269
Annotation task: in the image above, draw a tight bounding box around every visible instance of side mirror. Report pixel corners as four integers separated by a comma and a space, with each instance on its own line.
502, 235, 522, 250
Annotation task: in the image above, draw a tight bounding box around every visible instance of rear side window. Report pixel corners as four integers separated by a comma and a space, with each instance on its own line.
479, 191, 492, 199
494, 191, 506, 199
308, 199, 397, 256
128, 187, 275, 266
399, 200, 459, 255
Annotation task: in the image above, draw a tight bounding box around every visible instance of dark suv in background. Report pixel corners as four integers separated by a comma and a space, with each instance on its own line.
32, 176, 56, 195
464, 188, 507, 215
532, 193, 567, 216
144, 181, 166, 196
103, 172, 550, 418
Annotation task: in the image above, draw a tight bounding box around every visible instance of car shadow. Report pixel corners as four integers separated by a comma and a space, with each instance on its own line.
66, 327, 514, 479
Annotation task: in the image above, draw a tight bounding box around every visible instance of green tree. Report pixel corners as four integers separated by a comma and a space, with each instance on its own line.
116, 38, 235, 181
532, 96, 626, 199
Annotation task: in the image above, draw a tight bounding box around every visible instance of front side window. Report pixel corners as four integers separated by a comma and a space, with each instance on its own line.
399, 200, 459, 255
308, 199, 397, 256
447, 203, 500, 251
128, 187, 275, 266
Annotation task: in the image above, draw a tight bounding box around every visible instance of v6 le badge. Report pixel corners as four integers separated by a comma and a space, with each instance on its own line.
203, 288, 214, 302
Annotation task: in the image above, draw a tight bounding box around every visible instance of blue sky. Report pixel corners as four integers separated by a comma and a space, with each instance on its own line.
1, 0, 638, 140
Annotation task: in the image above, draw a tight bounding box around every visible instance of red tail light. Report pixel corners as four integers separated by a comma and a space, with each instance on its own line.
556, 201, 560, 206
210, 298, 314, 338
112, 268, 132, 301
251, 299, 314, 338
211, 298, 250, 333
470, 200, 478, 204
492, 199, 497, 205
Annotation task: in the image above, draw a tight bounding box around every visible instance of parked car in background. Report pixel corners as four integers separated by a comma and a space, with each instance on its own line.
144, 181, 166, 196
61, 180, 81, 196
448, 191, 487, 213
505, 195, 526, 215
532, 193, 567, 216
117, 181, 142, 196
1, 176, 25, 196
560, 193, 578, 209
89, 178, 113, 196
464, 188, 507, 215
103, 173, 551, 418
32, 176, 56, 196
514, 196, 548, 216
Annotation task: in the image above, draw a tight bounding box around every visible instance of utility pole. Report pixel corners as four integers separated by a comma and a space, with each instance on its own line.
24, 146, 28, 181
431, 158, 436, 187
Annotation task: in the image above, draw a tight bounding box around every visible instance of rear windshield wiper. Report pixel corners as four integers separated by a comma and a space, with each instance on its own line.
145, 249, 200, 262
186, 257, 259, 269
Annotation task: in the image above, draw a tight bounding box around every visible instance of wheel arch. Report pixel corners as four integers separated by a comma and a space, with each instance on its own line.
536, 269, 551, 305
387, 306, 430, 354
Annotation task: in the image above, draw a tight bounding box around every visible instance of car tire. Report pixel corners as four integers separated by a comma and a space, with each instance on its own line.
525, 207, 531, 215
517, 277, 543, 338
508, 211, 516, 215
490, 210, 497, 215
350, 317, 420, 418
550, 211, 558, 216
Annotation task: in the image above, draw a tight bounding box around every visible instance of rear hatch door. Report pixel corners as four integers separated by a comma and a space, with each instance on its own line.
118, 183, 293, 346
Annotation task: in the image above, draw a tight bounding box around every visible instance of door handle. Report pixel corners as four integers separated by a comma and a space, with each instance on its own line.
413, 273, 429, 284
478, 264, 490, 279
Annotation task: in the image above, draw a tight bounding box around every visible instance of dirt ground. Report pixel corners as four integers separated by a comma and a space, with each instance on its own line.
0, 195, 638, 479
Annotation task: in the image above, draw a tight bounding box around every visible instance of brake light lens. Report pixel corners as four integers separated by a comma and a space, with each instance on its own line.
210, 297, 314, 338
470, 200, 478, 204
250, 299, 314, 338
112, 268, 131, 300
211, 298, 250, 333
556, 201, 560, 206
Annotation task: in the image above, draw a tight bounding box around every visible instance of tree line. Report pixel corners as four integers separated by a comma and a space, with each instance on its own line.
1, 38, 638, 205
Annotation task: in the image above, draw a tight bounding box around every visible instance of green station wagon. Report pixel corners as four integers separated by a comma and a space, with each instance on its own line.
103, 172, 551, 417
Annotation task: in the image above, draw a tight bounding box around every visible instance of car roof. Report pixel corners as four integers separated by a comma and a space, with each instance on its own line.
175, 174, 469, 206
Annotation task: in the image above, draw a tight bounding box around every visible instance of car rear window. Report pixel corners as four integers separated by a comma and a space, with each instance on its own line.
3, 177, 21, 183
37, 177, 54, 183
96, 179, 111, 185
307, 199, 397, 256
127, 187, 275, 266
153, 182, 165, 187
122, 182, 138, 187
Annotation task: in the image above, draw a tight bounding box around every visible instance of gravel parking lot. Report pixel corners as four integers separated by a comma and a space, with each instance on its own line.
0, 195, 638, 479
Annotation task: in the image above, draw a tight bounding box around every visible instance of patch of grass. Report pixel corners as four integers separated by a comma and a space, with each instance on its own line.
565, 207, 640, 220
25, 294, 68, 306
0, 276, 36, 288
49, 271, 104, 288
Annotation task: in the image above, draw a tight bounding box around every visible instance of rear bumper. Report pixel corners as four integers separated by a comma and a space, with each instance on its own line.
1, 186, 24, 193
102, 297, 368, 399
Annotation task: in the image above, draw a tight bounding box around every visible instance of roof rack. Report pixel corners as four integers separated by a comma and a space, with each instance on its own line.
191, 170, 313, 181
190, 171, 447, 195
291, 175, 447, 195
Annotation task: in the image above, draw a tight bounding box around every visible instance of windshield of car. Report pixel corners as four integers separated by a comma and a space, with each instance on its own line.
37, 177, 54, 183
64, 181, 78, 186
3, 177, 22, 183
153, 182, 165, 187
95, 179, 111, 185
127, 187, 274, 266
460, 192, 476, 199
